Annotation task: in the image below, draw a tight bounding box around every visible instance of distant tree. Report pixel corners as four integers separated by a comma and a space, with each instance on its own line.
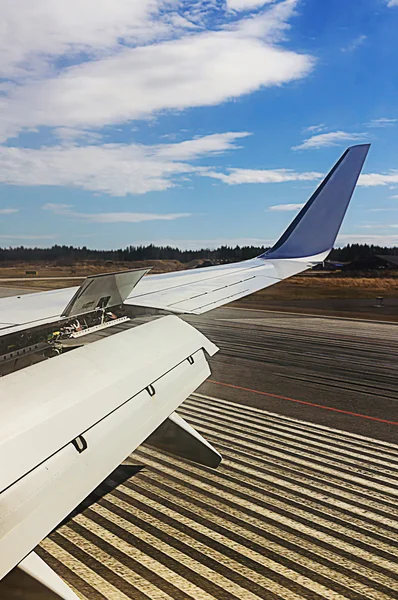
0, 243, 397, 264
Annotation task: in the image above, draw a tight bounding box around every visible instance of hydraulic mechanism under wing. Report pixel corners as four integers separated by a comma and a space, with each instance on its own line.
145, 411, 222, 468
0, 145, 370, 598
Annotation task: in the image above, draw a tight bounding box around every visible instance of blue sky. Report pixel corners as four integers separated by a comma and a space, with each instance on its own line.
1, 0, 398, 249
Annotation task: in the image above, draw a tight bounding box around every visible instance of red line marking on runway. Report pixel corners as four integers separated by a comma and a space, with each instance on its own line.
208, 380, 398, 426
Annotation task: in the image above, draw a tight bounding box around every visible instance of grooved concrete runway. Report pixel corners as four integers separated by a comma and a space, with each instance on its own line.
35, 307, 398, 599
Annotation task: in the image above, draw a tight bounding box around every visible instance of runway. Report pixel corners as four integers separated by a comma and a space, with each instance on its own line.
189, 307, 398, 444
33, 306, 398, 599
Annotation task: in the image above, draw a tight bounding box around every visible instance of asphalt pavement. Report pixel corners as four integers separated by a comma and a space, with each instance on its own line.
187, 307, 398, 444
31, 306, 398, 599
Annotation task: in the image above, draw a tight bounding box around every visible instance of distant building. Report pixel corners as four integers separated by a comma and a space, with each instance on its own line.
193, 259, 214, 269
311, 260, 345, 271
342, 255, 398, 271
377, 255, 398, 269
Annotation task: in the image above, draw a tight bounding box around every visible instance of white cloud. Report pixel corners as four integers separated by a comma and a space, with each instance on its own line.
42, 203, 191, 223
0, 208, 19, 214
303, 124, 326, 134
0, 1, 313, 142
366, 117, 397, 128
0, 234, 56, 240
292, 131, 368, 150
0, 132, 247, 195
0, 1, 170, 79
54, 128, 104, 144
202, 167, 322, 184
358, 172, 398, 187
358, 224, 398, 229
227, 0, 276, 11
341, 35, 367, 53
390, 195, 398, 199
269, 203, 304, 211
155, 132, 251, 160
336, 233, 398, 245
367, 208, 398, 212
387, 1, 398, 7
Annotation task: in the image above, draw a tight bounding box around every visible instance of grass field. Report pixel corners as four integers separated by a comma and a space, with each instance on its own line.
234, 275, 398, 321
238, 275, 398, 302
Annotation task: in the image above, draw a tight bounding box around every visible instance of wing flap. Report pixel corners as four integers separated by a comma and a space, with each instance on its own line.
0, 319, 217, 580
0, 268, 150, 335
0, 316, 217, 495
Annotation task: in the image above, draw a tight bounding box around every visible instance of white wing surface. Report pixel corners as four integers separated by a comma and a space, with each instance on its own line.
124, 253, 326, 314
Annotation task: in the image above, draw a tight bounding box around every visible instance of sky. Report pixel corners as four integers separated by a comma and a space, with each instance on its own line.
1, 0, 398, 250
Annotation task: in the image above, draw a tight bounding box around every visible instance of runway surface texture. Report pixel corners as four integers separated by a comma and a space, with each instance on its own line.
30, 307, 398, 600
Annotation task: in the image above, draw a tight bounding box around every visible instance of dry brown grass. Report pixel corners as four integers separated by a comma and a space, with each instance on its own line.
0, 259, 187, 280
247, 276, 398, 301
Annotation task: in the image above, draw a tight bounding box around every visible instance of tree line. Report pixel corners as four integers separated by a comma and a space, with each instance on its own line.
0, 243, 397, 264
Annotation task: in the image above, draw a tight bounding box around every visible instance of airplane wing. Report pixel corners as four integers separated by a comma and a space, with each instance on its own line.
124, 144, 370, 314
0, 144, 369, 335
0, 145, 370, 597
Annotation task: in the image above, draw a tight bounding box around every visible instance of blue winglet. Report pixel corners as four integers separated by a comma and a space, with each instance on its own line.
262, 144, 370, 260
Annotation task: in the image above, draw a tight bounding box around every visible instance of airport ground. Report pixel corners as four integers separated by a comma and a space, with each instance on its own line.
1, 285, 398, 599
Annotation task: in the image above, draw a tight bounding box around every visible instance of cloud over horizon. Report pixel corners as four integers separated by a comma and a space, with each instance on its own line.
0, 208, 19, 214
42, 203, 192, 223
0, 132, 249, 195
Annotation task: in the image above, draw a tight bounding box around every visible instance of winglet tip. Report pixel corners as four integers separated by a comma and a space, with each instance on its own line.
348, 142, 371, 151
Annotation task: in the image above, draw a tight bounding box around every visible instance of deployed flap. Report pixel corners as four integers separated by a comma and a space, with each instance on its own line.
0, 316, 218, 580
0, 552, 79, 599
0, 315, 217, 496
62, 267, 150, 317
144, 411, 222, 468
